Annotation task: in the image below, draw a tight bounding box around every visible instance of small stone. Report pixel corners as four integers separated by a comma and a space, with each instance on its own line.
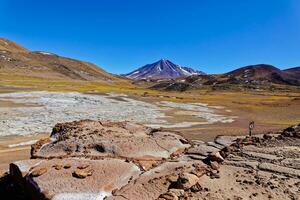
166, 174, 178, 182
210, 172, 220, 179
177, 173, 200, 190
210, 161, 220, 170
31, 167, 47, 177
208, 152, 224, 163
72, 167, 93, 179
263, 134, 272, 140
159, 192, 178, 200
255, 179, 261, 185
169, 189, 184, 197
63, 164, 71, 169
77, 164, 89, 169
52, 164, 63, 170
190, 182, 202, 192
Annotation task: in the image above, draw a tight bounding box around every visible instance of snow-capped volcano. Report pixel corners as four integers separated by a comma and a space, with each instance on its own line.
125, 59, 204, 79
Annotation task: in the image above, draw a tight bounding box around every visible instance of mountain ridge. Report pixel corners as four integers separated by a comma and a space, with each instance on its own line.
125, 59, 205, 79
147, 64, 300, 91
0, 38, 122, 82
283, 66, 300, 79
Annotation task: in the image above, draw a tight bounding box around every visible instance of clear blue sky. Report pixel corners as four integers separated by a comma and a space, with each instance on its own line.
1, 0, 300, 74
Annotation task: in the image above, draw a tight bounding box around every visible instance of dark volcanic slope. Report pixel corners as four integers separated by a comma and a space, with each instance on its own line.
125, 59, 204, 79
225, 64, 300, 86
283, 66, 300, 79
0, 38, 121, 82
150, 64, 300, 91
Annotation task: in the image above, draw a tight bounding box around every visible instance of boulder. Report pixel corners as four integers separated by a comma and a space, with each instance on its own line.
177, 173, 200, 190
282, 125, 300, 138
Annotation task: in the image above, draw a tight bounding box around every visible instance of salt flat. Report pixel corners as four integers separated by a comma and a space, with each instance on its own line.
0, 91, 235, 136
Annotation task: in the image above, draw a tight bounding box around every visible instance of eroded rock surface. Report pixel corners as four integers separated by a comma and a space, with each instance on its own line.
3, 121, 300, 200
31, 120, 190, 162
6, 120, 207, 200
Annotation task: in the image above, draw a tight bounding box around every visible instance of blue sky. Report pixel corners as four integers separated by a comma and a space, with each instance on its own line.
1, 0, 300, 74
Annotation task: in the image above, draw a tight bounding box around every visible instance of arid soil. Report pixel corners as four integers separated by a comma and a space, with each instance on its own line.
1, 120, 299, 200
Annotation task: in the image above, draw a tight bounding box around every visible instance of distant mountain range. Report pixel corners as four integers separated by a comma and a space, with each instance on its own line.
1, 38, 299, 91
147, 64, 300, 91
125, 59, 205, 79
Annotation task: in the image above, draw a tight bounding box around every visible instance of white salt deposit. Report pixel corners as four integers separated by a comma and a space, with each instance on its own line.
0, 92, 235, 136
8, 140, 38, 148
0, 92, 166, 136
53, 192, 111, 200
154, 101, 237, 127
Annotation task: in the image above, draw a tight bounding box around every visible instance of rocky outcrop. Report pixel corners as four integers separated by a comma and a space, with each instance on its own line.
6, 120, 209, 200
32, 120, 190, 162
2, 121, 300, 200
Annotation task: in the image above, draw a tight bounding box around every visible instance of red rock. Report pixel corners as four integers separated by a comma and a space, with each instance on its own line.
32, 120, 191, 161
159, 192, 178, 200
52, 164, 63, 170
177, 173, 200, 190
210, 161, 220, 170
169, 189, 184, 197
208, 151, 224, 163
30, 167, 47, 177
77, 164, 89, 169
63, 164, 71, 169
73, 167, 93, 179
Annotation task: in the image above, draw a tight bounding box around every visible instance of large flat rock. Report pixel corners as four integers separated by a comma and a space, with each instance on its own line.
187, 143, 219, 156
32, 120, 190, 161
10, 158, 141, 200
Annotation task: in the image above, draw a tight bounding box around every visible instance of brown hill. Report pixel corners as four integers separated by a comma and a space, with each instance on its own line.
0, 38, 121, 82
